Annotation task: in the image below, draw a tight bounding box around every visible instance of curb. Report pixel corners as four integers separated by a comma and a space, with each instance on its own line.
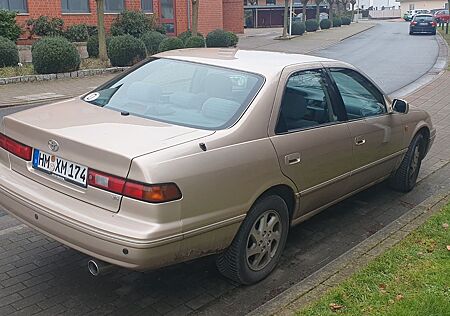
247, 163, 450, 316
390, 32, 449, 99
0, 66, 127, 86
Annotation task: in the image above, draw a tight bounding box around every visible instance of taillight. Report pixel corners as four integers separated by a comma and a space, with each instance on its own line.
411, 21, 417, 25
0, 133, 32, 161
431, 22, 437, 27
88, 169, 182, 203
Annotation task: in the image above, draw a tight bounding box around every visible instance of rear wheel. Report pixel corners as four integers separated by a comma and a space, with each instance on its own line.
409, 30, 414, 35
389, 133, 425, 192
216, 195, 289, 285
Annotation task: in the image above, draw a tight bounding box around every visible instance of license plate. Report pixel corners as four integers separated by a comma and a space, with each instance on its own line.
32, 149, 88, 187
419, 23, 429, 26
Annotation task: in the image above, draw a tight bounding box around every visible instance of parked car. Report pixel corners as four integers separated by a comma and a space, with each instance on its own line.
404, 9, 430, 21
434, 10, 450, 23
410, 14, 437, 35
0, 49, 435, 285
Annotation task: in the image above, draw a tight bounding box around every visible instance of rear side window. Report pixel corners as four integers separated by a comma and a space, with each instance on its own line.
83, 59, 264, 130
329, 68, 386, 120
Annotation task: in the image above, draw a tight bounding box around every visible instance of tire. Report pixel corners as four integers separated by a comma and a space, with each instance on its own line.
389, 133, 425, 192
216, 195, 289, 285
409, 30, 414, 35
432, 30, 437, 35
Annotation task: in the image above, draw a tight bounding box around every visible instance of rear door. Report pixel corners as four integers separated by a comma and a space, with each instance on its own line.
326, 67, 404, 191
269, 64, 353, 216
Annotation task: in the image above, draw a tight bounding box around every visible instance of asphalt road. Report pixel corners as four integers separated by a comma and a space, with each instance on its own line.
316, 21, 439, 95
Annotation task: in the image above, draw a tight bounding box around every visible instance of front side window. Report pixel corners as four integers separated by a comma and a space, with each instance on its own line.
276, 69, 337, 134
329, 68, 386, 120
104, 0, 124, 12
83, 59, 264, 130
62, 0, 89, 13
141, 0, 152, 12
0, 0, 27, 13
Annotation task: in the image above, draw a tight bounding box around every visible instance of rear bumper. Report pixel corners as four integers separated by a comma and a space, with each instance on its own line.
410, 26, 436, 33
0, 163, 182, 270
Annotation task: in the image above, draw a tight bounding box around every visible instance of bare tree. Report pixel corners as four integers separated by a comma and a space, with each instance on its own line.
350, 0, 356, 21
301, 0, 309, 22
326, 0, 336, 25
95, 0, 107, 62
315, 0, 322, 21
192, 0, 199, 35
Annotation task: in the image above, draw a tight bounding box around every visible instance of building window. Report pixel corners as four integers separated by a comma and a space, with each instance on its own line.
266, 0, 275, 5
62, 0, 89, 13
104, 0, 124, 13
0, 0, 28, 13
141, 0, 152, 12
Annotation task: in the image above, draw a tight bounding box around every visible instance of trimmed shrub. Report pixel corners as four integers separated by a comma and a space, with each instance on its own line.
226, 31, 239, 47
65, 24, 89, 42
305, 19, 319, 32
341, 17, 352, 25
320, 18, 332, 29
110, 10, 154, 38
32, 37, 80, 74
108, 35, 146, 67
158, 37, 184, 52
185, 36, 205, 48
86, 35, 111, 58
178, 30, 203, 44
206, 29, 229, 47
333, 17, 342, 27
0, 10, 21, 42
154, 24, 167, 35
26, 16, 64, 37
141, 31, 166, 55
291, 22, 306, 35
86, 25, 98, 36
0, 36, 19, 67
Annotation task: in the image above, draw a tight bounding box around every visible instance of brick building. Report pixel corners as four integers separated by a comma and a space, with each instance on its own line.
1, 0, 243, 37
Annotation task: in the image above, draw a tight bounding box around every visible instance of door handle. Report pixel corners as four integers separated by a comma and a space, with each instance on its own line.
355, 137, 366, 146
285, 153, 301, 165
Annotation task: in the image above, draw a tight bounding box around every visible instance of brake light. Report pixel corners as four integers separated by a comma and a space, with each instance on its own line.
88, 169, 182, 203
431, 22, 437, 27
0, 133, 32, 161
411, 21, 417, 25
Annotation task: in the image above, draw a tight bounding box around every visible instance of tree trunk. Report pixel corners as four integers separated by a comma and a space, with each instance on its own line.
316, 2, 320, 21
96, 0, 107, 62
302, 0, 307, 22
192, 0, 199, 35
329, 1, 334, 26
351, 2, 355, 21
336, 0, 341, 17
283, 0, 289, 37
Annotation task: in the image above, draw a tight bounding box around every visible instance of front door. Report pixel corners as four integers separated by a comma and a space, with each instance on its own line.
269, 66, 353, 216
327, 67, 405, 191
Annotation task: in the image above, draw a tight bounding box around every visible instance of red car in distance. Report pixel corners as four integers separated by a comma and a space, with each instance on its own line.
434, 10, 449, 23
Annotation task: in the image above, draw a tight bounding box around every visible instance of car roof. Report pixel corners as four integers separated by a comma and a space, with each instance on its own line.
154, 48, 336, 78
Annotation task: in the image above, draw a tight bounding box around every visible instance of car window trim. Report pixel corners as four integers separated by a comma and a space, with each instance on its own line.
325, 67, 388, 122
274, 67, 346, 135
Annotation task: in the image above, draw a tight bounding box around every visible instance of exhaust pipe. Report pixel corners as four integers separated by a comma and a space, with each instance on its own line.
87, 259, 114, 276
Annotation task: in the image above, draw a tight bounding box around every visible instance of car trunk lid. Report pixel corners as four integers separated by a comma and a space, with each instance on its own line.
3, 99, 214, 212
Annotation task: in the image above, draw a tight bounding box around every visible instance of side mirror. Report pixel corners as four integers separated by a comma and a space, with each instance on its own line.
392, 99, 409, 114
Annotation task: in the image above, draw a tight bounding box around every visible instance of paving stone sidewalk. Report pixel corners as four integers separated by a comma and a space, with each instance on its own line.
0, 22, 375, 108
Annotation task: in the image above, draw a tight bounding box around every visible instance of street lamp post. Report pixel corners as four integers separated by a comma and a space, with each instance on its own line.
289, 0, 293, 35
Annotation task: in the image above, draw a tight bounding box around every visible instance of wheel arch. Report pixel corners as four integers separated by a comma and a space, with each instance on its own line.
253, 184, 298, 223
412, 125, 431, 158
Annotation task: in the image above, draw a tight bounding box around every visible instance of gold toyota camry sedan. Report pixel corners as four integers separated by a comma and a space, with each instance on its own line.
0, 49, 435, 284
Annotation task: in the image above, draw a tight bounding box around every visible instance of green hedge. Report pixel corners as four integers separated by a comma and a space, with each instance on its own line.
86, 35, 111, 58
320, 19, 332, 29
141, 31, 166, 55
206, 29, 230, 47
26, 16, 64, 37
110, 10, 153, 38
341, 17, 352, 25
305, 19, 319, 32
291, 22, 306, 35
158, 37, 184, 52
185, 36, 205, 48
32, 37, 80, 74
0, 36, 19, 67
64, 24, 89, 42
333, 17, 342, 27
0, 10, 21, 42
226, 31, 239, 47
178, 30, 203, 44
108, 35, 146, 67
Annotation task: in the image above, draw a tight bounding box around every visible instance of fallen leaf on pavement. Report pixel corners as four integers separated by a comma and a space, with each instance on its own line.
329, 303, 344, 311
443, 223, 449, 229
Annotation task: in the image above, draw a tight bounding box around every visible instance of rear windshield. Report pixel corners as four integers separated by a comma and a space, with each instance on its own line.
414, 15, 433, 21
83, 58, 264, 130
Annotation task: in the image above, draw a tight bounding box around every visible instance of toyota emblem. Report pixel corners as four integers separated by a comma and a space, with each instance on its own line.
48, 139, 60, 152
